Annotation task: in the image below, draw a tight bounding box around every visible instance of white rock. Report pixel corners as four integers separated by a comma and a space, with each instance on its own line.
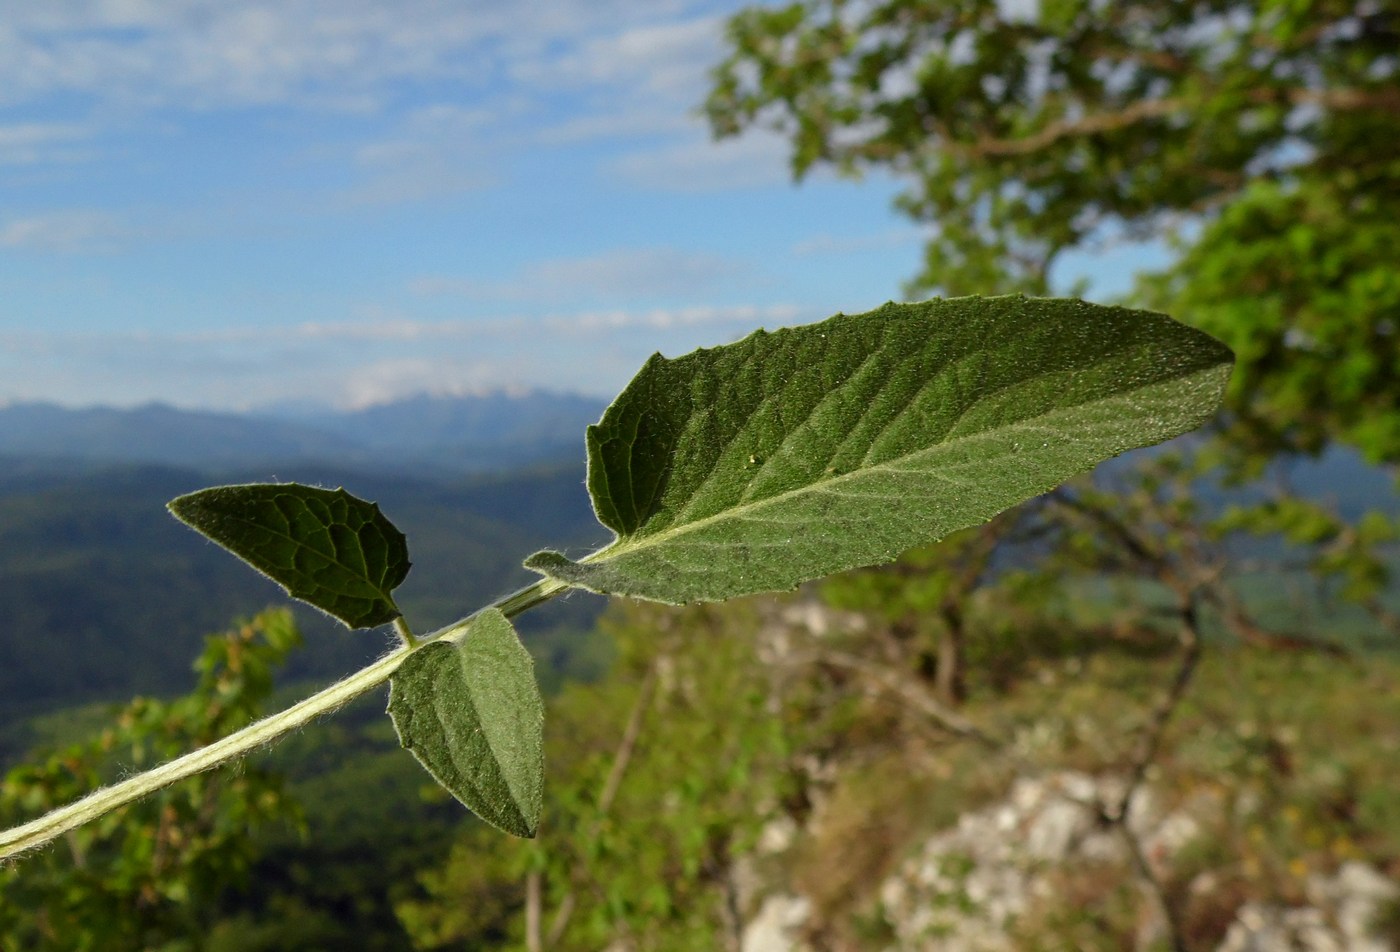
1216, 864, 1398, 952
741, 894, 811, 952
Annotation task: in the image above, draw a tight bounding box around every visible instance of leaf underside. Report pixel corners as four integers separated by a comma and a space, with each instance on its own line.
168, 484, 410, 629
387, 609, 545, 838
526, 295, 1234, 604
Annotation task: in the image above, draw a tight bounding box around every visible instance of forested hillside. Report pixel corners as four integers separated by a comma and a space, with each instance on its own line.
0, 457, 603, 734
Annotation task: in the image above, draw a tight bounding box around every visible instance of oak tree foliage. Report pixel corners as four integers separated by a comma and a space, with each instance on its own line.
705, 0, 1400, 461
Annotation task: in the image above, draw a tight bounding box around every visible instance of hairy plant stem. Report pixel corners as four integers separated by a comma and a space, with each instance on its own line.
393, 616, 419, 648
0, 575, 570, 862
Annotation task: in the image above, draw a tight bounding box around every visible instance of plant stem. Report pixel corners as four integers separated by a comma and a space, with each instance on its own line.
0, 645, 410, 861
393, 616, 419, 648
0, 575, 570, 861
493, 575, 572, 618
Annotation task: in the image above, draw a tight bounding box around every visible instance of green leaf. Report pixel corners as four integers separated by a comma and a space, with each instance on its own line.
168, 484, 410, 629
387, 609, 544, 838
525, 296, 1233, 603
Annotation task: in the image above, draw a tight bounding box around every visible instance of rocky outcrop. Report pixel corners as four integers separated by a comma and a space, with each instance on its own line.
1217, 863, 1399, 952
740, 771, 1397, 951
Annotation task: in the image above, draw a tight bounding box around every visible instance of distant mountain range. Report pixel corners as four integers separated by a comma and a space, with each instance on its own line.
0, 391, 615, 736
0, 391, 607, 472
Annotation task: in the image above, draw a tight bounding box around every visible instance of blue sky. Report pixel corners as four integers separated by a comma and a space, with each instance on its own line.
0, 1, 1163, 411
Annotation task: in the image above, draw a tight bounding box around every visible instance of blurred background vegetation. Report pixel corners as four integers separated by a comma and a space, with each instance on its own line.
3, 0, 1399, 949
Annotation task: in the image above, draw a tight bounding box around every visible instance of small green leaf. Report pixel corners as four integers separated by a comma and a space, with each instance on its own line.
387, 609, 544, 838
168, 483, 410, 629
525, 295, 1233, 603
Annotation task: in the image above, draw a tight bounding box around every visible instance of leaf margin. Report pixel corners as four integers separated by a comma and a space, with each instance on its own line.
386, 608, 545, 838
525, 295, 1234, 604
168, 482, 410, 629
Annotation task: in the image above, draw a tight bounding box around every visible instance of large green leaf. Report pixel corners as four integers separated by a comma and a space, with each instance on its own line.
525, 296, 1233, 603
387, 609, 545, 838
168, 484, 410, 629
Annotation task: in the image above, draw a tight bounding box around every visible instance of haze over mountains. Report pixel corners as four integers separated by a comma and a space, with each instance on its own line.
0, 391, 607, 472
0, 391, 611, 737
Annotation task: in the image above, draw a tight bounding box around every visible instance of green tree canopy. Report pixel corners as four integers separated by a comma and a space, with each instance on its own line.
0, 611, 302, 951
706, 0, 1400, 461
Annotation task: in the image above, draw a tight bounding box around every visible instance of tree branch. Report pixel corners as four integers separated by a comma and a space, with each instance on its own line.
525, 871, 543, 952
1100, 595, 1204, 952
963, 97, 1187, 158
544, 664, 659, 948
957, 85, 1399, 159
794, 648, 1009, 753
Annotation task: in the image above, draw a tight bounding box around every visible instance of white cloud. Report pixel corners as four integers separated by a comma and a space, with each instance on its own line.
0, 210, 127, 252
527, 247, 753, 298
533, 109, 695, 146
0, 1, 713, 112
340, 103, 504, 205
524, 15, 730, 146
544, 302, 799, 333
518, 16, 723, 98
0, 2, 487, 110
334, 355, 523, 409
0, 300, 810, 409
6, 302, 796, 350
352, 103, 502, 171
412, 246, 758, 302
0, 122, 95, 165
612, 129, 791, 191
0, 2, 758, 207
793, 228, 925, 256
